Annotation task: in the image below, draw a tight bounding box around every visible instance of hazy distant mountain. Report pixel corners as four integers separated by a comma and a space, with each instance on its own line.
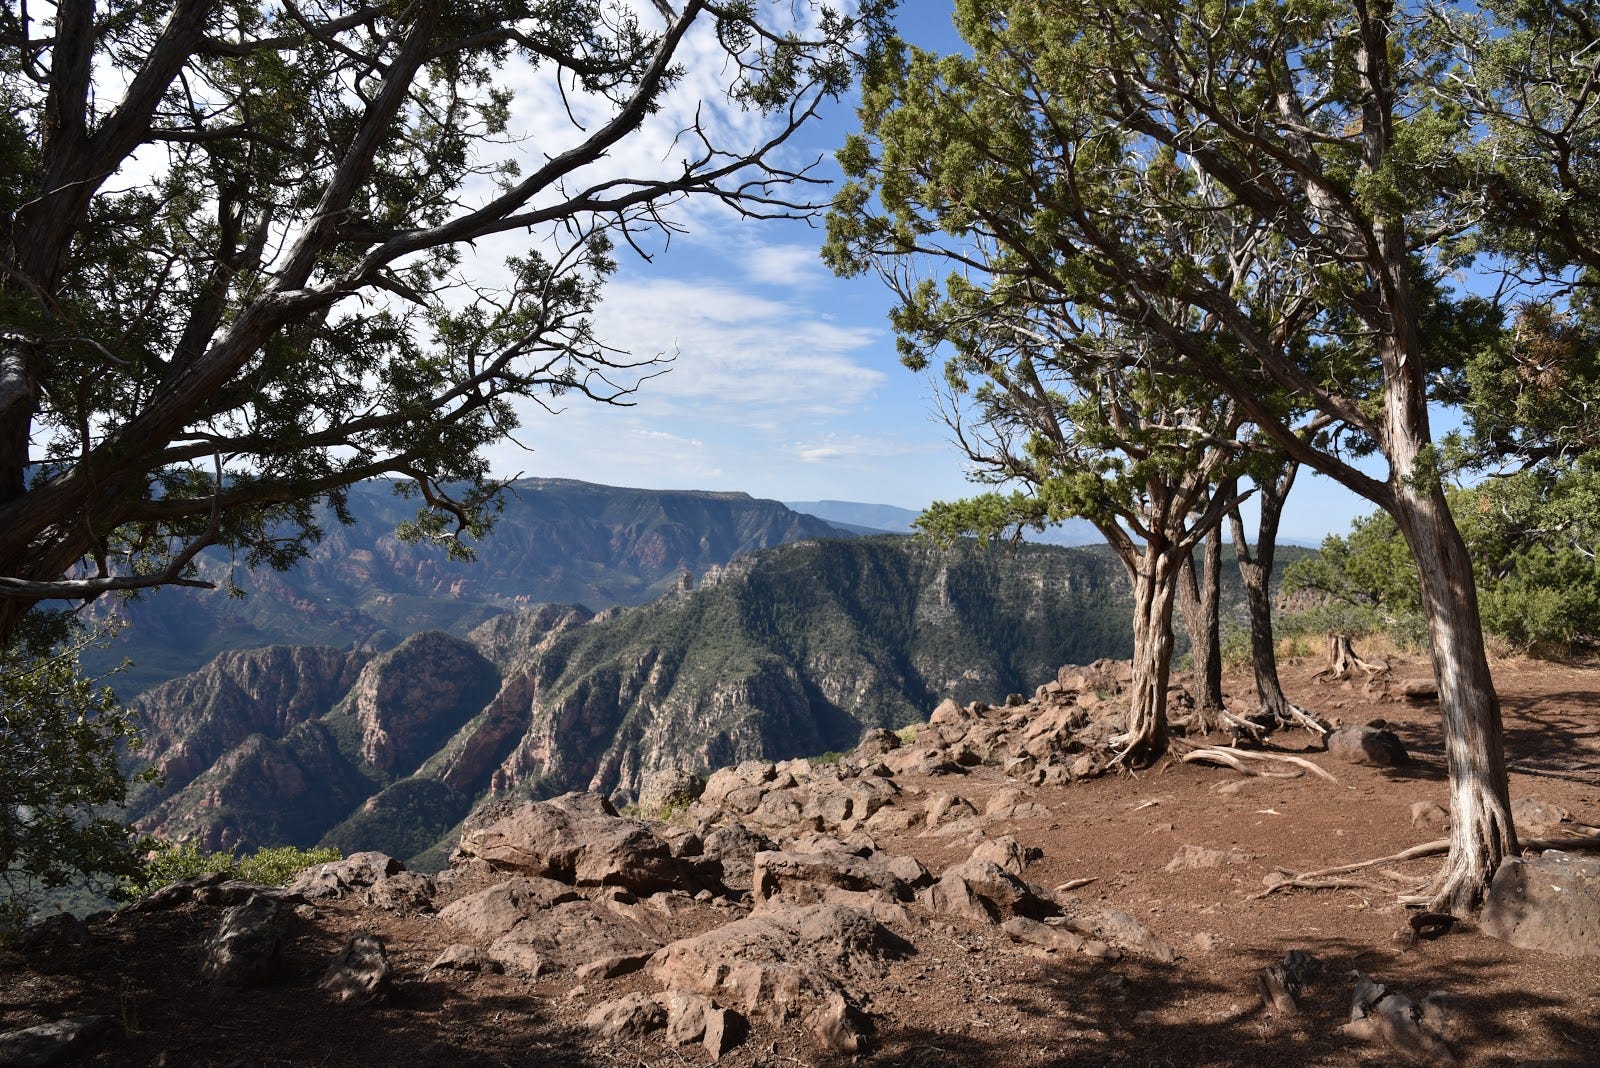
124, 536, 1135, 865
92, 478, 849, 697
786, 499, 1103, 546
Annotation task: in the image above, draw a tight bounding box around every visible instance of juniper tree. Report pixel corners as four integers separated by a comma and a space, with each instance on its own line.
827, 0, 1513, 913
0, 0, 891, 641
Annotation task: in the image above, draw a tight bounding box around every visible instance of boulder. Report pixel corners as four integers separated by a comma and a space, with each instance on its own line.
0, 1016, 112, 1067
365, 871, 435, 912
1512, 797, 1573, 835
453, 793, 694, 894
437, 877, 582, 941
924, 792, 979, 828
646, 903, 912, 1054
639, 769, 705, 813
286, 851, 403, 900
751, 848, 925, 906
202, 893, 283, 988
318, 933, 393, 1003
585, 993, 666, 1039
1326, 725, 1409, 766
1480, 851, 1600, 956
485, 899, 661, 976
701, 824, 777, 863
918, 873, 1001, 925
1058, 909, 1176, 962
854, 727, 903, 761
1410, 801, 1450, 830
1000, 916, 1119, 960
425, 944, 502, 975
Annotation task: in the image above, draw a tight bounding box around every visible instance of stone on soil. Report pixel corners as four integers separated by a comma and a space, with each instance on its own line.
202, 893, 283, 988
318, 933, 393, 1003
1480, 850, 1600, 956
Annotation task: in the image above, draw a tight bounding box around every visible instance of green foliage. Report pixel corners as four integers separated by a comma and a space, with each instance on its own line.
0, 0, 892, 642
1286, 466, 1600, 655
120, 842, 341, 902
0, 615, 152, 934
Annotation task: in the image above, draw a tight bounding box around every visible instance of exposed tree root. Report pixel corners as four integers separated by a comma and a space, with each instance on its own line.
1252, 835, 1600, 902
1313, 634, 1390, 683
1178, 744, 1339, 783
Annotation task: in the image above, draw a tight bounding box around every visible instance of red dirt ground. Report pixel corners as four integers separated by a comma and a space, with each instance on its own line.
4, 654, 1598, 1067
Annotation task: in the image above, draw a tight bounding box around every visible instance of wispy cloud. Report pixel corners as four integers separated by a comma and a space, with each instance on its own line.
791, 432, 939, 464
593, 277, 884, 420
738, 243, 832, 288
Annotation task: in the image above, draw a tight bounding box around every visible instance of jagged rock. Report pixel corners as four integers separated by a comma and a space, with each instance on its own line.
125, 872, 230, 912
585, 993, 666, 1038
862, 804, 920, 836
1397, 677, 1439, 701
202, 893, 283, 988
882, 746, 966, 777
661, 989, 745, 1058
193, 879, 294, 908
702, 824, 776, 863
924, 791, 979, 827
1327, 725, 1409, 766
438, 877, 583, 941
453, 792, 695, 894
1164, 844, 1252, 872
287, 851, 404, 900
1411, 801, 1450, 830
365, 871, 435, 911
1512, 797, 1573, 834
967, 836, 1034, 877
1481, 851, 1600, 956
749, 788, 809, 831
0, 1015, 112, 1067
929, 699, 967, 726
918, 873, 1000, 924
1059, 909, 1176, 962
487, 899, 660, 976
1340, 972, 1458, 1065
646, 903, 912, 1053
751, 848, 926, 906
1000, 916, 1119, 960
854, 727, 903, 761
11, 913, 88, 953
941, 858, 1053, 918
702, 762, 776, 808
575, 951, 654, 981
425, 944, 502, 975
318, 933, 393, 1003
640, 769, 705, 813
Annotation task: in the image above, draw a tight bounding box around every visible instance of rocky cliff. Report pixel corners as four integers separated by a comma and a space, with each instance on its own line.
125, 537, 1134, 865
91, 479, 850, 697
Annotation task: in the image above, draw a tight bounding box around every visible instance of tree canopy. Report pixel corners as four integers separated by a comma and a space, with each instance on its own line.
823, 0, 1565, 914
0, 0, 890, 642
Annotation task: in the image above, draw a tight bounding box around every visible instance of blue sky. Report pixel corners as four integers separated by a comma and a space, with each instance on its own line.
477, 3, 1379, 545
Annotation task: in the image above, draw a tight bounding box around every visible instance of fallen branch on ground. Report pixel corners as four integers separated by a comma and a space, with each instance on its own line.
1251, 835, 1600, 899
1179, 745, 1340, 783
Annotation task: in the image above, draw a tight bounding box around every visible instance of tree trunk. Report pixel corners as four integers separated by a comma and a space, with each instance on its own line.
1228, 468, 1295, 719
1391, 482, 1519, 915
1178, 525, 1224, 719
1124, 549, 1178, 767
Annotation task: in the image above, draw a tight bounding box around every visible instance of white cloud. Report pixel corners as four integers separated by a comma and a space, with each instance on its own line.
593, 276, 884, 420
791, 432, 939, 464
738, 243, 832, 288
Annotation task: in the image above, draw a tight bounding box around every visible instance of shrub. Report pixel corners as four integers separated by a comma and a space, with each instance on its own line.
119, 842, 340, 901
1, 614, 152, 936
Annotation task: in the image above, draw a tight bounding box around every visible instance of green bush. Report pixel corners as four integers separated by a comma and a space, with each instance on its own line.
120, 842, 341, 901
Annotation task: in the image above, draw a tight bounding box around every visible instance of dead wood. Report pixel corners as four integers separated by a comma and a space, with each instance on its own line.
1251, 835, 1600, 899
1179, 745, 1339, 783
1313, 634, 1390, 683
